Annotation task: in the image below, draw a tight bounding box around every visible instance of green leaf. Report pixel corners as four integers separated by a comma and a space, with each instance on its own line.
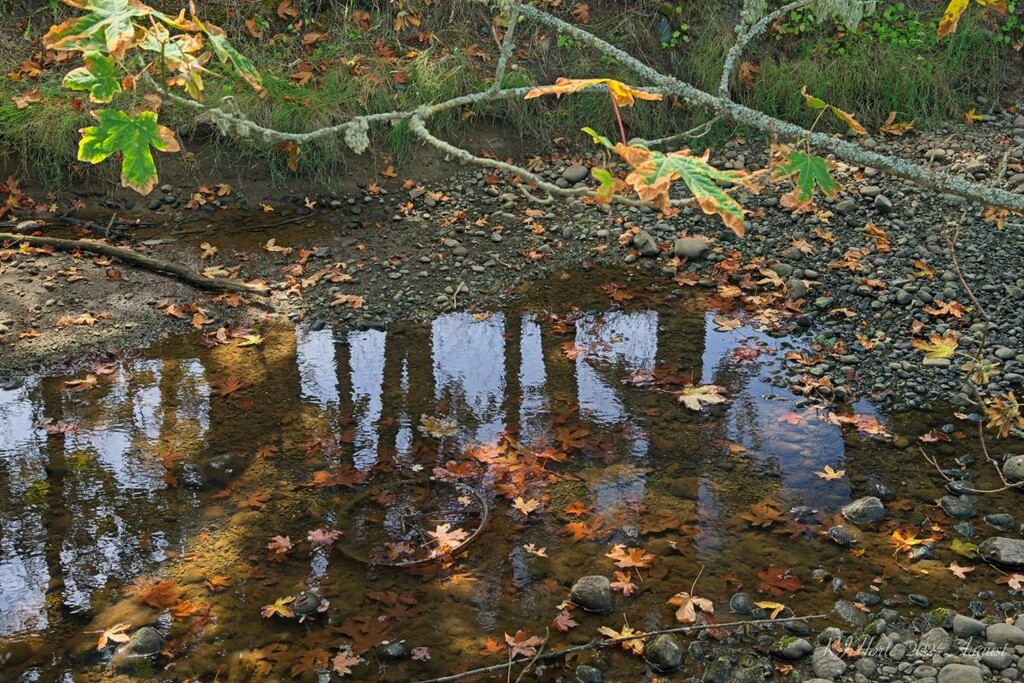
78, 109, 180, 195
800, 85, 828, 110
192, 15, 264, 92
772, 150, 840, 204
62, 51, 122, 103
950, 538, 978, 558
44, 0, 152, 58
590, 167, 615, 204
613, 144, 757, 236
139, 23, 209, 99
581, 126, 613, 148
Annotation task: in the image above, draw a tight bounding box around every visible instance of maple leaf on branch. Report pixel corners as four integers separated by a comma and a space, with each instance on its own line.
597, 625, 646, 654
525, 77, 663, 107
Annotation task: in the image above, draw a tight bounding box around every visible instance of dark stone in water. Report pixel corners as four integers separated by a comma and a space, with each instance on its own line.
729, 592, 755, 614
570, 576, 612, 613
574, 664, 602, 683
909, 541, 937, 562
984, 513, 1014, 532
644, 634, 684, 671
953, 521, 975, 537
842, 496, 886, 525
123, 627, 163, 656
855, 591, 881, 606
375, 641, 407, 661
978, 537, 1024, 568
292, 591, 326, 617
909, 594, 931, 608
784, 620, 813, 635
827, 525, 859, 547
939, 495, 977, 519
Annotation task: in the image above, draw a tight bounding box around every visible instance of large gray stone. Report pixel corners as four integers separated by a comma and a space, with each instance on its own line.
952, 614, 987, 638
673, 236, 710, 260
570, 576, 612, 613
842, 496, 886, 525
937, 663, 984, 683
1003, 454, 1024, 484
978, 537, 1024, 568
562, 164, 589, 184
919, 627, 952, 654
986, 623, 1024, 646
644, 634, 683, 671
811, 646, 847, 678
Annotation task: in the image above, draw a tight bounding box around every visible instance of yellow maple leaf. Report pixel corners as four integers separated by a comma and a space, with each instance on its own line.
525, 77, 663, 107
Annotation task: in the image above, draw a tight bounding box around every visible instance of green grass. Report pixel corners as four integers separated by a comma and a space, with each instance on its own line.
0, 1, 1017, 190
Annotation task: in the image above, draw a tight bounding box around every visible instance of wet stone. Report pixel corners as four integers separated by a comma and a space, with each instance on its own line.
574, 664, 602, 683
375, 641, 407, 661
834, 600, 868, 626
570, 576, 612, 613
729, 592, 755, 614
842, 496, 886, 525
771, 637, 813, 660
979, 537, 1024, 568
980, 650, 1013, 670
562, 164, 589, 184
1003, 454, 1024, 484
984, 513, 1014, 531
644, 634, 683, 671
827, 525, 859, 546
908, 593, 931, 608
939, 494, 977, 519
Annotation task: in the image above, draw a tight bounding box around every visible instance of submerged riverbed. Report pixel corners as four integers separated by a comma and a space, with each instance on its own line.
1, 269, 1021, 682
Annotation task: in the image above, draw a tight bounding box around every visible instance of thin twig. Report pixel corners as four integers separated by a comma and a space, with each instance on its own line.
413, 614, 826, 683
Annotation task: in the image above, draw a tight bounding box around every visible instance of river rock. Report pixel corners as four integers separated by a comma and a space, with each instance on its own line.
644, 634, 683, 671
673, 236, 710, 260
919, 627, 952, 653
986, 622, 1024, 646
952, 614, 987, 638
570, 576, 612, 613
937, 663, 984, 683
842, 496, 885, 525
771, 637, 813, 660
978, 537, 1024, 568
939, 494, 977, 518
562, 164, 589, 184
633, 230, 659, 257
811, 646, 847, 678
728, 592, 755, 614
574, 664, 602, 683
1003, 455, 1024, 484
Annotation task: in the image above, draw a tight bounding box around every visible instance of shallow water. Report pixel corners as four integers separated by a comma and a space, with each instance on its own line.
0, 269, 1019, 681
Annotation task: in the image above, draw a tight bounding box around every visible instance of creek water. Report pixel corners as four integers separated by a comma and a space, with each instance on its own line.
0, 269, 1017, 681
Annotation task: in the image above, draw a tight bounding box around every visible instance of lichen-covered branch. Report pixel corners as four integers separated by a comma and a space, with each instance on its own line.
719, 0, 817, 98
508, 1, 1024, 214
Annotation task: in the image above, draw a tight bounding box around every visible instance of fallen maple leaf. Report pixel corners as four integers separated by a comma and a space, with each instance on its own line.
210, 376, 246, 397
93, 622, 132, 650
331, 649, 362, 676
552, 610, 579, 632
267, 535, 293, 554
512, 496, 541, 515
505, 630, 545, 659
911, 331, 958, 360
668, 591, 714, 623
605, 543, 655, 569
815, 465, 846, 481
523, 543, 547, 557
261, 596, 295, 619
597, 625, 645, 654
428, 523, 469, 552
949, 561, 975, 580
677, 384, 728, 411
